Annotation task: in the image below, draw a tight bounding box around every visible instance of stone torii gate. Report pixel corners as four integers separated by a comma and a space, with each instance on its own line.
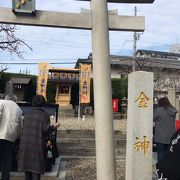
0, 0, 154, 179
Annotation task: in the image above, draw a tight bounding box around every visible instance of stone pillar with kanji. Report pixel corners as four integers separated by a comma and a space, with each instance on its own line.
126, 71, 154, 180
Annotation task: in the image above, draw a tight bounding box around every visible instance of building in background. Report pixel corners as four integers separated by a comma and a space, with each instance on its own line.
5, 77, 34, 101
48, 67, 80, 107
37, 62, 80, 107
170, 44, 180, 54
76, 50, 180, 98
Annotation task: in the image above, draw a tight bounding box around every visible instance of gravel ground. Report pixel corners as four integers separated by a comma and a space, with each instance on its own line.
55, 116, 127, 131
65, 159, 125, 180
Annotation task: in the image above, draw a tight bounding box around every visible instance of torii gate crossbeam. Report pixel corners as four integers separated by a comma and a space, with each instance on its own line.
0, 7, 144, 31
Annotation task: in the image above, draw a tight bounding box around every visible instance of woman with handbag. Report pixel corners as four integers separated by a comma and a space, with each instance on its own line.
18, 95, 60, 180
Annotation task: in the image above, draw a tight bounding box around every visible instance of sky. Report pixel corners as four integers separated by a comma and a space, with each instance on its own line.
0, 0, 180, 75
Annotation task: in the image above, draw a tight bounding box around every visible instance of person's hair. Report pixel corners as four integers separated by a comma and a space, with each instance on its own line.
158, 97, 173, 108
5, 94, 18, 102
32, 95, 46, 107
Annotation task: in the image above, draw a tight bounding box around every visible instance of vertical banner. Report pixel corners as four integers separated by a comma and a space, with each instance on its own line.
80, 64, 91, 103
37, 62, 49, 99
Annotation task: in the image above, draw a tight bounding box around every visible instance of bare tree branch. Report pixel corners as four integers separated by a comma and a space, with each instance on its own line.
0, 65, 8, 72
0, 65, 8, 78
0, 24, 32, 59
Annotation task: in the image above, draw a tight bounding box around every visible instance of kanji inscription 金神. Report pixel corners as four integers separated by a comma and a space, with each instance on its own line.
134, 136, 150, 155
135, 91, 150, 108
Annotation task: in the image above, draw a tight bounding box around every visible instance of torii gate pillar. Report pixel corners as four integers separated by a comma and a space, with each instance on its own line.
91, 0, 116, 179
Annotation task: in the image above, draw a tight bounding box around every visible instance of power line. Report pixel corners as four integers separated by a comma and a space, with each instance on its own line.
0, 62, 77, 65
0, 57, 83, 61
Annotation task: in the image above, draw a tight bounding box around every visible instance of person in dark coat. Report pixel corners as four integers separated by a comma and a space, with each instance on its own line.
153, 97, 177, 162
18, 95, 60, 180
156, 128, 180, 180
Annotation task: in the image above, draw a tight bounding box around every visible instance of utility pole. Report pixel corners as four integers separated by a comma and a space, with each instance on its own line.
132, 6, 137, 72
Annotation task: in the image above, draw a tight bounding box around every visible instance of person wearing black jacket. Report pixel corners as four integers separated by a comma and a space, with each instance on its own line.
156, 128, 180, 180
